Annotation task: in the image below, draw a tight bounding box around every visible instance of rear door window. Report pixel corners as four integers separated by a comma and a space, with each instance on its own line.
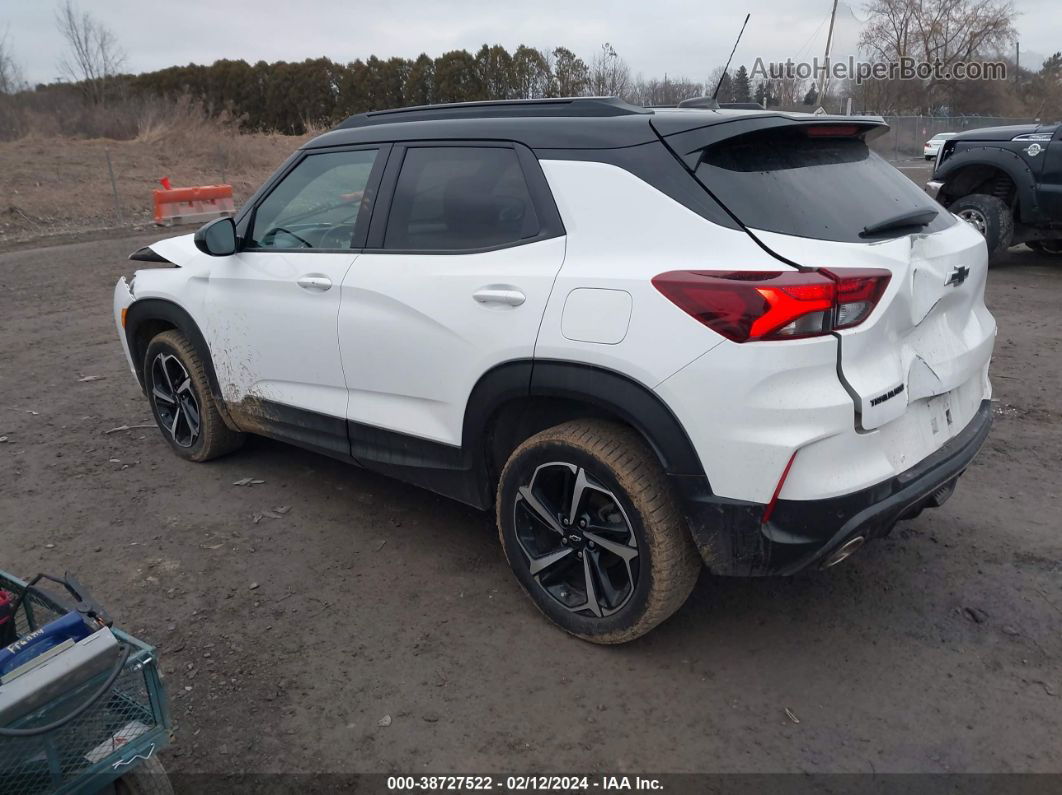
383, 146, 540, 251
694, 128, 954, 243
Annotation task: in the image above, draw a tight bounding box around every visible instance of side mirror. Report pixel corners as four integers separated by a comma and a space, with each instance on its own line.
194, 217, 238, 256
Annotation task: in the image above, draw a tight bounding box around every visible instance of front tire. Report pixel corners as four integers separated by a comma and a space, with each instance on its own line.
496, 419, 701, 644
143, 330, 244, 462
949, 193, 1014, 256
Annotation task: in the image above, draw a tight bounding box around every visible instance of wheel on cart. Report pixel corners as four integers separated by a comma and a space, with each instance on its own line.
101, 755, 174, 795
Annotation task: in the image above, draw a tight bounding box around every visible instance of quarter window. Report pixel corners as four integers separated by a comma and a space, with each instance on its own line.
250, 149, 379, 250
384, 146, 540, 251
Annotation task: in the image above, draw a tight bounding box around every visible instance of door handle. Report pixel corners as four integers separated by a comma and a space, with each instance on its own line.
473, 287, 525, 307
297, 275, 332, 292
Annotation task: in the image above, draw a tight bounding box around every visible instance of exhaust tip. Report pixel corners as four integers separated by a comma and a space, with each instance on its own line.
821, 535, 866, 569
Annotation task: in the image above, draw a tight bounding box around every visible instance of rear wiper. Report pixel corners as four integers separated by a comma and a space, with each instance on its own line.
861, 208, 939, 237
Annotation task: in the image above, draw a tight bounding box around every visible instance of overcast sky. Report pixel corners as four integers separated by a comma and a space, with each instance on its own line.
4, 0, 1057, 87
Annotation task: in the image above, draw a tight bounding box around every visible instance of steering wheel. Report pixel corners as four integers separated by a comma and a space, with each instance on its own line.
318, 224, 355, 250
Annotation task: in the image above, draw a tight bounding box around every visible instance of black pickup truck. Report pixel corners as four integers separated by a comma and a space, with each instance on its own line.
925, 122, 1062, 259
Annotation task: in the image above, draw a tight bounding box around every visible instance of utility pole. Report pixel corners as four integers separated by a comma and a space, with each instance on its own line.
819, 0, 839, 103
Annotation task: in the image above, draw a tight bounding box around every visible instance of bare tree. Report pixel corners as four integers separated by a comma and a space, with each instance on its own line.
56, 0, 126, 104
588, 42, 632, 99
0, 28, 24, 94
859, 0, 1017, 113
633, 75, 703, 106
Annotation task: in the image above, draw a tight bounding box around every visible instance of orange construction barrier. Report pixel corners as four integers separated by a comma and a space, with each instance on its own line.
153, 183, 235, 226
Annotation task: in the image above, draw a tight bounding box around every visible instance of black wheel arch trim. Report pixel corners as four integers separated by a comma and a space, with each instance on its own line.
935, 148, 1039, 222
460, 358, 709, 486
527, 360, 707, 479
123, 299, 239, 431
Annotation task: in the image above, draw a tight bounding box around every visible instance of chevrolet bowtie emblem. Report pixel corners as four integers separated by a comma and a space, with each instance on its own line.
946, 265, 970, 287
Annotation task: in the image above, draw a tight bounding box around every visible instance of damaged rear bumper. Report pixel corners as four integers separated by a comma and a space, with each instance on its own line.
672, 399, 993, 576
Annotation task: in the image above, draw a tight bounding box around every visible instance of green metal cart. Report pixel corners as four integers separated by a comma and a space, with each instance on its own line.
0, 570, 173, 794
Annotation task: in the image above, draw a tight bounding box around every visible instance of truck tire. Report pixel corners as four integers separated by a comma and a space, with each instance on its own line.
949, 194, 1014, 256
1027, 240, 1062, 256
496, 419, 701, 644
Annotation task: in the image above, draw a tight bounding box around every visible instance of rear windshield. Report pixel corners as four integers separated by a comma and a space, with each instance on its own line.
694, 128, 954, 243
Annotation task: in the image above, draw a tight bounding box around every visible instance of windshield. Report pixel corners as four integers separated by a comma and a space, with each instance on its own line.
694, 127, 955, 243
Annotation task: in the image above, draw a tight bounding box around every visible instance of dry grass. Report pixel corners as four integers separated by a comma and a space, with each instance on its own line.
0, 107, 311, 244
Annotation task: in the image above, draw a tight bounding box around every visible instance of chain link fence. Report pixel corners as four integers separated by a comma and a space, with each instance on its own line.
870, 115, 1037, 160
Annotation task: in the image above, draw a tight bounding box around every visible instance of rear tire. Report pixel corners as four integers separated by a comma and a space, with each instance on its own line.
144, 330, 244, 462
949, 193, 1014, 256
496, 419, 701, 644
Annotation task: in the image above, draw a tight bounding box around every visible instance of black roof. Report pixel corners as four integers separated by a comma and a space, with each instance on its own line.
336, 97, 650, 128
302, 97, 885, 151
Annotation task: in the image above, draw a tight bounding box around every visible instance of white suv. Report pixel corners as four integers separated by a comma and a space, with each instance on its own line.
114, 98, 995, 643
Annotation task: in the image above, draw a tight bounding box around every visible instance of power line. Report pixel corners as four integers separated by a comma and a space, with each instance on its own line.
794, 13, 831, 61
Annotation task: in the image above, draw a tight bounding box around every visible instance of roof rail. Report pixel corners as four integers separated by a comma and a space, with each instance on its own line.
336, 97, 651, 129
676, 96, 721, 110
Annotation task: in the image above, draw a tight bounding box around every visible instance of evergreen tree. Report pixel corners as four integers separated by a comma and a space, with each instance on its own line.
715, 71, 733, 102
433, 50, 482, 103
512, 45, 550, 99
732, 65, 751, 102
552, 47, 589, 96
475, 44, 514, 99
405, 54, 435, 106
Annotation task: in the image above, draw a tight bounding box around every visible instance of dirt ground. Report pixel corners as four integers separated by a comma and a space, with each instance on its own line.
1, 161, 1061, 782
0, 132, 307, 247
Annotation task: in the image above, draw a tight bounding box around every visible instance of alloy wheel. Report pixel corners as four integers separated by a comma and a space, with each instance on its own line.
957, 208, 988, 236
150, 353, 201, 448
512, 462, 639, 618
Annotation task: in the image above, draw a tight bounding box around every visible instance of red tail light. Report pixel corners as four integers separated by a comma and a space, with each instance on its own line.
652, 269, 891, 342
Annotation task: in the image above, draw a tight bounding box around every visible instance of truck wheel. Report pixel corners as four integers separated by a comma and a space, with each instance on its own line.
950, 194, 1013, 255
496, 419, 701, 644
144, 330, 245, 462
1028, 240, 1062, 256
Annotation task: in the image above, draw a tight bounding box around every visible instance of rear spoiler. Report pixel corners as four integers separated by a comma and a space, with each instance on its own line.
653, 114, 889, 169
